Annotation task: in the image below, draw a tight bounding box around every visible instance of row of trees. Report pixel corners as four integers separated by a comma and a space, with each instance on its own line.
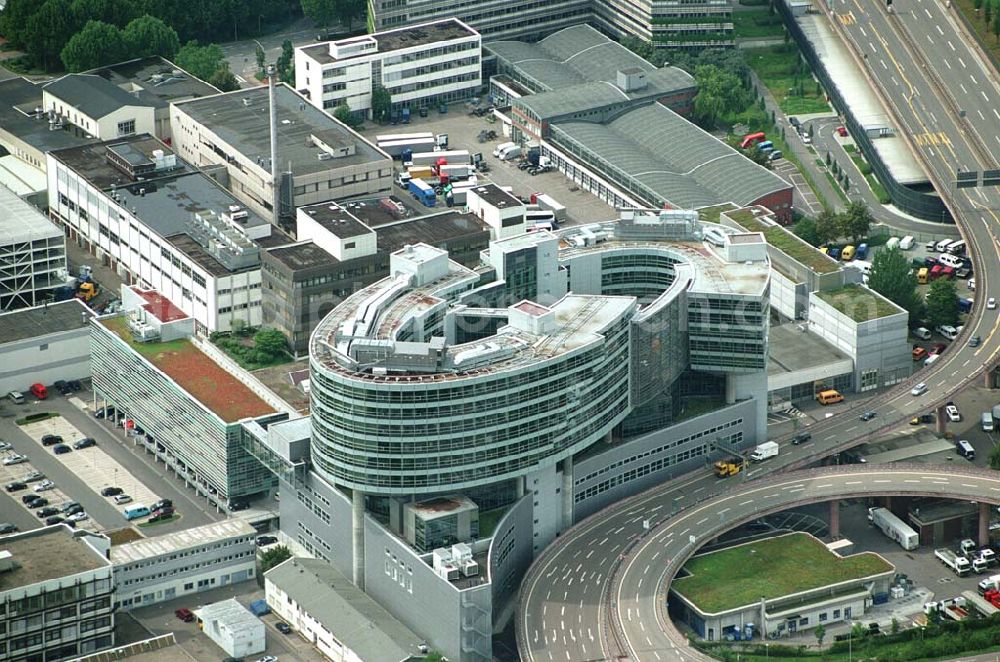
0, 0, 300, 71
60, 15, 178, 72
300, 0, 365, 33
973, 0, 1000, 41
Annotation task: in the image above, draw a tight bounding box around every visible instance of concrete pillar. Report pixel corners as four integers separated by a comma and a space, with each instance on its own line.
829, 500, 840, 540
936, 406, 947, 436
980, 502, 991, 548
352, 489, 366, 590
984, 369, 993, 390
562, 455, 574, 532
725, 377, 737, 405
515, 476, 525, 499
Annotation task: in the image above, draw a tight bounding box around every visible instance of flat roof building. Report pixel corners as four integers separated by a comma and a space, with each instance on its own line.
671, 533, 894, 641
91, 313, 281, 504
0, 526, 115, 660
296, 19, 481, 119
265, 557, 426, 662
0, 181, 68, 311
47, 134, 281, 333
170, 84, 393, 228
196, 598, 264, 659
112, 520, 257, 610
262, 202, 490, 355
0, 298, 94, 395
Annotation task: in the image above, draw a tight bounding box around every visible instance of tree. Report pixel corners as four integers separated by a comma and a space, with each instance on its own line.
254, 328, 289, 360
844, 177, 850, 192
692, 64, 749, 128
891, 617, 900, 635
275, 39, 294, 84
990, 443, 1000, 470
975, 0, 984, 9
123, 15, 180, 59
24, 0, 78, 71
814, 623, 826, 647
301, 0, 336, 31
926, 278, 959, 327
255, 42, 266, 73
371, 85, 391, 123
843, 201, 872, 242
260, 545, 292, 572
815, 208, 841, 245
986, 0, 993, 25
869, 246, 923, 321
208, 66, 240, 91
793, 217, 822, 246
992, 2, 1000, 40
826, 151, 831, 167
334, 0, 366, 31
0, 0, 43, 47
70, 0, 138, 28
621, 36, 655, 62
333, 100, 354, 126
424, 652, 447, 662
60, 20, 126, 72
174, 41, 226, 81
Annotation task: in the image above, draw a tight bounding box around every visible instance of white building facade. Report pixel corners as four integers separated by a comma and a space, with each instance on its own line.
46, 137, 271, 333
197, 599, 265, 658
112, 520, 258, 610
42, 74, 156, 141
296, 19, 481, 117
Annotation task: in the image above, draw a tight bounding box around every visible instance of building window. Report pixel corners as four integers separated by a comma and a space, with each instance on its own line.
859, 369, 879, 392
117, 119, 136, 136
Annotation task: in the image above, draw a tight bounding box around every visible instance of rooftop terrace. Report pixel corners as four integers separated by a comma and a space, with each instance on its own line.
672, 533, 893, 614
100, 316, 275, 422
815, 284, 902, 322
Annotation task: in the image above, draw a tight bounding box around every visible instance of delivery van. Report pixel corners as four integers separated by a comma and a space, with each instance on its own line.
816, 389, 844, 405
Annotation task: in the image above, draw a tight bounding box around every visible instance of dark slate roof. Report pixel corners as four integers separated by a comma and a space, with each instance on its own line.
43, 74, 155, 118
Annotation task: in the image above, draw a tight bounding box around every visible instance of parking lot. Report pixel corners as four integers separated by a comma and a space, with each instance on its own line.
362, 107, 617, 227
0, 385, 224, 536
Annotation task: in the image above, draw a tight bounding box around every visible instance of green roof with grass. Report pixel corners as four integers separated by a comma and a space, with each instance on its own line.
698, 203, 739, 224
815, 284, 902, 322
725, 209, 841, 274
672, 533, 893, 614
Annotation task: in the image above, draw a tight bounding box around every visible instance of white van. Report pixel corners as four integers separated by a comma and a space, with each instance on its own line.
936, 325, 958, 340
913, 327, 932, 340
938, 253, 964, 269
924, 353, 941, 367
899, 236, 914, 250
492, 141, 515, 158
935, 238, 953, 252
497, 144, 522, 161
886, 237, 900, 249
982, 412, 995, 432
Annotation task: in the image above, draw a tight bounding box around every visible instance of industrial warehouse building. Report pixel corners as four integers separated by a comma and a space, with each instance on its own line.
0, 298, 94, 395
0, 182, 69, 311
670, 533, 895, 641
295, 19, 481, 118
487, 27, 793, 223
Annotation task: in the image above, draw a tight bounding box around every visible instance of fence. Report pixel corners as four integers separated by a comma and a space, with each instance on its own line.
775, 0, 952, 223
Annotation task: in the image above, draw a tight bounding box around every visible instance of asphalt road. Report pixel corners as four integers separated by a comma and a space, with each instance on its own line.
519, 1, 1000, 659
521, 464, 1000, 661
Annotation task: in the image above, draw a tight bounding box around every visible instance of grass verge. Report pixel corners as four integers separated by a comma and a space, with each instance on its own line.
15, 412, 58, 425
823, 170, 850, 205
138, 514, 180, 528
733, 9, 785, 39
745, 43, 832, 115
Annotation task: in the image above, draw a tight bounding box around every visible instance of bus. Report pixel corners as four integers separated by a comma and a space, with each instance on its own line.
946, 239, 966, 255
741, 132, 766, 149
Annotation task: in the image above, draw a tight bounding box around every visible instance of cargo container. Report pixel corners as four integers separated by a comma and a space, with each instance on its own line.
408, 178, 436, 207
410, 150, 471, 167
868, 507, 919, 550
533, 193, 567, 221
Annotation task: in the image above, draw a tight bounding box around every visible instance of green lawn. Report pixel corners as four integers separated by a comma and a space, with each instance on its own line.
727, 209, 840, 273
673, 533, 891, 613
697, 203, 740, 224
733, 9, 785, 39
816, 284, 901, 322
745, 44, 831, 115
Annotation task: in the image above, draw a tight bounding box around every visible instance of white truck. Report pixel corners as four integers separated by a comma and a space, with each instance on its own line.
936, 548, 972, 576
868, 507, 919, 550
973, 556, 990, 574
749, 441, 779, 462
534, 193, 567, 222
978, 573, 1000, 595
899, 235, 914, 250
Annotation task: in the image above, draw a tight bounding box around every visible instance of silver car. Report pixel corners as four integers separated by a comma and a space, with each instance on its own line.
911, 383, 928, 396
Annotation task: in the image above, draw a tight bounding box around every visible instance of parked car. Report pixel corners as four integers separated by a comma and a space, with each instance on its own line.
36, 507, 58, 518
149, 511, 173, 523
59, 501, 80, 513
52, 444, 72, 455
990, 297, 997, 310
0, 523, 18, 534
0, 441, 10, 451
4, 482, 26, 492
72, 438, 96, 450
932, 343, 947, 355
41, 434, 62, 446
54, 380, 70, 395
64, 504, 84, 516
151, 499, 173, 511
21, 494, 42, 505
22, 471, 44, 483
113, 494, 133, 505
33, 480, 55, 492
29, 497, 48, 508
945, 403, 961, 422
7, 391, 25, 404
44, 516, 65, 526
256, 535, 278, 547
275, 622, 292, 634
912, 346, 927, 361
94, 406, 116, 419
228, 500, 249, 512
101, 487, 124, 497
152, 506, 174, 518
67, 511, 88, 522
175, 608, 195, 622
67, 380, 82, 392
911, 414, 935, 425
29, 383, 47, 400
836, 126, 848, 137
3, 454, 27, 466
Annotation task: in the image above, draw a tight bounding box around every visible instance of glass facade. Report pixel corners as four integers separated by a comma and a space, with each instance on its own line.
687, 292, 769, 373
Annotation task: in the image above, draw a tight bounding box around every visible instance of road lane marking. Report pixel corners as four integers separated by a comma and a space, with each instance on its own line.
960, 57, 967, 68
845, 481, 863, 485
935, 23, 942, 33
948, 40, 956, 51
982, 91, 990, 101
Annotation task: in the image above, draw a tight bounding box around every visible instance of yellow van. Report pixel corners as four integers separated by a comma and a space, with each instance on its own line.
816, 389, 844, 405
917, 267, 929, 284
841, 245, 855, 261
819, 247, 829, 255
